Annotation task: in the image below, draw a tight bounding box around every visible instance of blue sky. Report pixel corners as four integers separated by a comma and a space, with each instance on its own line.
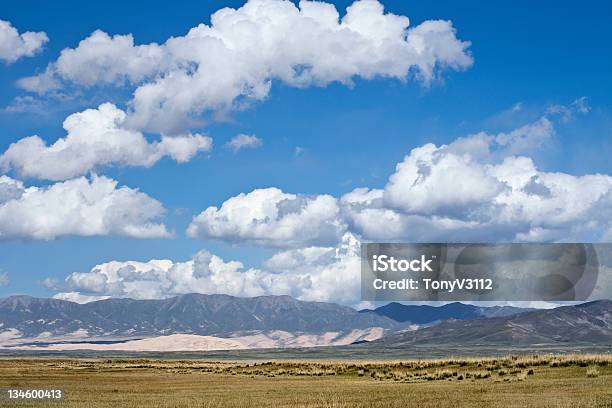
0, 0, 611, 304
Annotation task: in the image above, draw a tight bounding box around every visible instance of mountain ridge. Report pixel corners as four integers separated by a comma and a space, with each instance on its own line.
368, 299, 612, 347
0, 293, 399, 339
360, 301, 534, 324
2, 294, 609, 350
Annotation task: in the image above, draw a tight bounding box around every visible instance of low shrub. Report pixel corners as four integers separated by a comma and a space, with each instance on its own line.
586, 366, 599, 378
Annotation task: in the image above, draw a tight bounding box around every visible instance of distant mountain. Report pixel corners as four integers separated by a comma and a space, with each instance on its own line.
360, 302, 532, 324
0, 294, 399, 339
3, 295, 608, 351
370, 300, 612, 347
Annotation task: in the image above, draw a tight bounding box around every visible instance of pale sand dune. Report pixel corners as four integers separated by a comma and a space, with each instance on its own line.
3, 327, 385, 352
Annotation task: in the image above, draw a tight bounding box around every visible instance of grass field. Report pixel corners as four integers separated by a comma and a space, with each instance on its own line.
0, 354, 610, 407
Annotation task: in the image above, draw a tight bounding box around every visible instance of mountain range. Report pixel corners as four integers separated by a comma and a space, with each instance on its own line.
371, 300, 612, 347
0, 294, 398, 338
361, 302, 533, 324
0, 294, 610, 351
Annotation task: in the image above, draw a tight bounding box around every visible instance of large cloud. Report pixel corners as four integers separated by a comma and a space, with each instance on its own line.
53, 232, 360, 304
18, 0, 472, 133
0, 20, 48, 63
0, 175, 170, 239
189, 111, 612, 246
0, 103, 212, 181
187, 187, 345, 247
346, 114, 612, 242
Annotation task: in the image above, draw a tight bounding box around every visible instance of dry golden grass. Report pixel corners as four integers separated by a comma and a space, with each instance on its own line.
0, 354, 610, 407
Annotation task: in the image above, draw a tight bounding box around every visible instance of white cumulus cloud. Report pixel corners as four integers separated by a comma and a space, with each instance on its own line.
53, 232, 361, 304
18, 0, 472, 133
346, 117, 612, 242
187, 187, 345, 247
0, 175, 170, 240
0, 103, 212, 181
0, 20, 48, 63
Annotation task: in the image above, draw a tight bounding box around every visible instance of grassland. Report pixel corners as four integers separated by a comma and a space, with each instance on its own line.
0, 354, 610, 407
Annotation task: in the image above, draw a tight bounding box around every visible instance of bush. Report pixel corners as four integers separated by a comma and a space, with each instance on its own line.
586, 367, 599, 378
436, 370, 454, 380
472, 371, 491, 379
